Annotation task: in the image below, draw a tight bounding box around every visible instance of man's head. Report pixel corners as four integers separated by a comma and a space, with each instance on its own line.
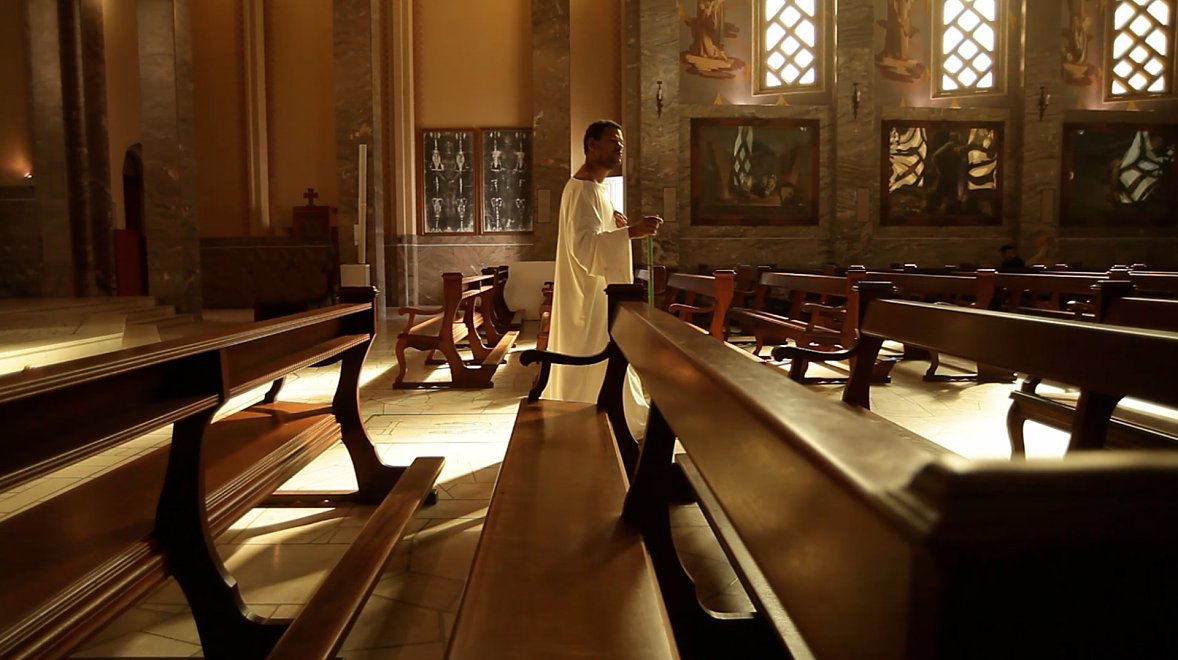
1000, 244, 1016, 258
583, 120, 624, 170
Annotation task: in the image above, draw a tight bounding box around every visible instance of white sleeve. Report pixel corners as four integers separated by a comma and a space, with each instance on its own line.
567, 190, 630, 280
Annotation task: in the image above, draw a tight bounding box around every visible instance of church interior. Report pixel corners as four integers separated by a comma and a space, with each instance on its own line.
2, 0, 1178, 658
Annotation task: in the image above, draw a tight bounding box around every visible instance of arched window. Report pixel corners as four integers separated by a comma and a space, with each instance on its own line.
934, 0, 1003, 96
1107, 0, 1175, 99
756, 0, 830, 94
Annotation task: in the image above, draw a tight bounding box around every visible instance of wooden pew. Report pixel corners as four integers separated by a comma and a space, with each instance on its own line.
481, 265, 523, 337
497, 286, 1178, 658
1007, 280, 1178, 453
0, 288, 442, 659
636, 266, 736, 340
785, 293, 1178, 455
446, 286, 677, 660
729, 270, 865, 358
992, 271, 1110, 320
726, 270, 896, 384
395, 270, 520, 389
859, 269, 1012, 382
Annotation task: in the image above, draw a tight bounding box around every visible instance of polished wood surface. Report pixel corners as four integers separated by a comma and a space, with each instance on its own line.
637, 266, 736, 340
445, 400, 678, 660
268, 457, 445, 660
395, 270, 519, 389
614, 299, 1178, 658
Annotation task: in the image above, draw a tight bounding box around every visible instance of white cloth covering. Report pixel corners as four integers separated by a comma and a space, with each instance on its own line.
546, 178, 649, 436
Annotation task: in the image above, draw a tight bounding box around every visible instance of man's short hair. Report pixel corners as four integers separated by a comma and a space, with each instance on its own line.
583, 120, 622, 154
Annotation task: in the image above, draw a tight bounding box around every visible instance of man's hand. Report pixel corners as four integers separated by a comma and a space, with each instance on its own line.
627, 215, 663, 239
614, 210, 629, 228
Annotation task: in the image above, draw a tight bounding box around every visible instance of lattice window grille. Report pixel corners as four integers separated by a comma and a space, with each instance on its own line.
1109, 0, 1174, 97
939, 0, 1000, 94
761, 0, 820, 90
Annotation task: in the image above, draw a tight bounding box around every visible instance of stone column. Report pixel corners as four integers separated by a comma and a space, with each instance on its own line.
832, 0, 876, 265
138, 0, 201, 313
530, 0, 571, 260
334, 0, 388, 318
26, 0, 70, 296
1019, 2, 1062, 264
638, 0, 680, 268
59, 0, 115, 296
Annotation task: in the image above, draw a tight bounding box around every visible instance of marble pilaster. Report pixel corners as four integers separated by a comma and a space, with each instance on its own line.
638, 0, 680, 267
530, 0, 571, 260
138, 0, 201, 314
334, 0, 388, 318
27, 0, 70, 296
59, 0, 116, 295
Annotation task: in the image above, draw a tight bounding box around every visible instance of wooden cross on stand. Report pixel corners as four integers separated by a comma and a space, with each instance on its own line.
303, 187, 319, 207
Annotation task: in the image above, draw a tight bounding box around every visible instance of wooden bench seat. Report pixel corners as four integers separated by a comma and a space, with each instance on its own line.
0, 288, 443, 659
395, 270, 520, 389
445, 399, 677, 660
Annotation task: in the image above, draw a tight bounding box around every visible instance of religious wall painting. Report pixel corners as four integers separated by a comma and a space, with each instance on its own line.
690, 117, 819, 226
1061, 123, 1177, 227
1061, 0, 1099, 86
876, 0, 928, 83
418, 129, 477, 234
881, 120, 1002, 226
481, 128, 532, 233
681, 0, 745, 79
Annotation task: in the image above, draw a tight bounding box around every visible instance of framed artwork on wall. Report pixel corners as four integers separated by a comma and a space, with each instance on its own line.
690, 116, 820, 226
418, 129, 477, 234
1061, 123, 1178, 228
481, 128, 533, 233
880, 120, 1003, 226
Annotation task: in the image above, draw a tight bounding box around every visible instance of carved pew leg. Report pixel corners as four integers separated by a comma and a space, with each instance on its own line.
623, 405, 778, 659
393, 339, 410, 387
1006, 400, 1028, 457
156, 409, 289, 659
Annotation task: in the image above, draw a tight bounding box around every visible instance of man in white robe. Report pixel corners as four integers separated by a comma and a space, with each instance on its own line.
546, 121, 662, 434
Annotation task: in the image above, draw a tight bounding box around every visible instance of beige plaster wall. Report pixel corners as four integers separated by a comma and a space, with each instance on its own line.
414, 0, 532, 128
103, 0, 141, 230
569, 0, 623, 171
265, 0, 336, 233
191, 0, 249, 236
0, 1, 32, 186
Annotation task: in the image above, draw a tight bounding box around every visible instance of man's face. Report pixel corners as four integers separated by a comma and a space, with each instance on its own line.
591, 128, 625, 169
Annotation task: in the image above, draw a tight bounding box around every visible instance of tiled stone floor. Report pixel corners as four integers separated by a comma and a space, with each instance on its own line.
7, 317, 1069, 658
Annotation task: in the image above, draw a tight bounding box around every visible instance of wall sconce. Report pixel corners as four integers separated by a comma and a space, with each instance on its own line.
23, 172, 33, 180
851, 82, 861, 119
1037, 85, 1049, 121
656, 80, 664, 118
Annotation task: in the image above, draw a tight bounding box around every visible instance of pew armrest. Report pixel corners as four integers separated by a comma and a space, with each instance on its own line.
519, 347, 611, 402
668, 302, 713, 317
397, 306, 443, 326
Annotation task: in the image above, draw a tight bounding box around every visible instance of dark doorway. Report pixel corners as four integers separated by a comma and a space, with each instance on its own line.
114, 143, 148, 296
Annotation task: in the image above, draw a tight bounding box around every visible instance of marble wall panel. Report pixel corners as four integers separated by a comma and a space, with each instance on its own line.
138, 0, 202, 314
200, 238, 335, 308
401, 236, 533, 305
334, 0, 388, 317
26, 0, 71, 296
0, 191, 40, 296
531, 0, 571, 260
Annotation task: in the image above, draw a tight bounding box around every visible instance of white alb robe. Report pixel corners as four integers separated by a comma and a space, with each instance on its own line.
546, 178, 649, 434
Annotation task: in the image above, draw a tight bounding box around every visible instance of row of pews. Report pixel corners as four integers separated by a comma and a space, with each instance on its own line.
445, 282, 1178, 659
0, 288, 444, 659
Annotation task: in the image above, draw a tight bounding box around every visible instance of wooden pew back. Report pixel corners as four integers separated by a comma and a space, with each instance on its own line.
613, 297, 1178, 658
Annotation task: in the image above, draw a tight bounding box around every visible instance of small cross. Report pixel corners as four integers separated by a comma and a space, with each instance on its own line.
303, 187, 319, 206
